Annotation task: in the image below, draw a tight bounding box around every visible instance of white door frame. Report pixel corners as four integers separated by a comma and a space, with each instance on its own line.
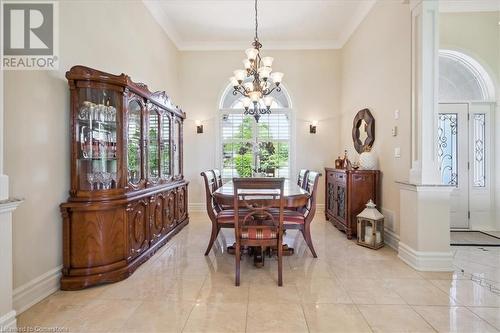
438, 101, 495, 230
438, 103, 469, 229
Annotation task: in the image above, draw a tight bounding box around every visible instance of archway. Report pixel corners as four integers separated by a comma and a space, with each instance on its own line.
218, 82, 293, 179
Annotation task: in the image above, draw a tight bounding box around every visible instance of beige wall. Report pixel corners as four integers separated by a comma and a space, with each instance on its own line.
179, 50, 341, 206
339, 1, 412, 234
4, 0, 180, 289
440, 11, 500, 84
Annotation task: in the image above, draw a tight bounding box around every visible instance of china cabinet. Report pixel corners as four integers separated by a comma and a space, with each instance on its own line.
60, 66, 188, 290
324, 168, 379, 239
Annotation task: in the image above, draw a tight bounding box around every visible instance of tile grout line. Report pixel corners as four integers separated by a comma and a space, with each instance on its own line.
382, 279, 440, 332
408, 304, 443, 333
298, 302, 311, 333
244, 277, 250, 333
180, 272, 209, 333
351, 303, 375, 333
465, 305, 500, 331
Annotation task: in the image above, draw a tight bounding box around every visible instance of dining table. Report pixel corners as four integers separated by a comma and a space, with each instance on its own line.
212, 179, 310, 208
212, 179, 310, 266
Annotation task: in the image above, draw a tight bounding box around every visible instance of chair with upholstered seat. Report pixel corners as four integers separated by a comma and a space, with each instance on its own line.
283, 171, 321, 258
201, 170, 233, 255
297, 169, 309, 189
233, 178, 285, 286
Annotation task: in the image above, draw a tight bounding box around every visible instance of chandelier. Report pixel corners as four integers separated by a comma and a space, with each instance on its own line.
229, 0, 284, 122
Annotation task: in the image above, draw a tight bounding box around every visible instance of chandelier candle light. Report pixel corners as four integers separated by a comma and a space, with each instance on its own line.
229, 0, 284, 122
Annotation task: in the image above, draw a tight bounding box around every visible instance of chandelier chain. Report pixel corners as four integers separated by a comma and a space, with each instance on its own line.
254, 0, 259, 41
229, 0, 283, 122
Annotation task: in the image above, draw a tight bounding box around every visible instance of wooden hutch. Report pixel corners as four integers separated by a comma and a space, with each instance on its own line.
324, 168, 379, 239
60, 66, 188, 290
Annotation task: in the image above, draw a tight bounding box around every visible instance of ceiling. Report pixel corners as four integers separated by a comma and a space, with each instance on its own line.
143, 0, 376, 50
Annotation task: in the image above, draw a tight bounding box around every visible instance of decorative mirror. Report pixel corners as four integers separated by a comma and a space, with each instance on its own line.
352, 108, 375, 154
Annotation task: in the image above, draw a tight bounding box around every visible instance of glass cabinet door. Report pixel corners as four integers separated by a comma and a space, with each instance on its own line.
173, 118, 182, 177
76, 88, 119, 191
160, 114, 171, 180
148, 106, 160, 182
127, 100, 142, 185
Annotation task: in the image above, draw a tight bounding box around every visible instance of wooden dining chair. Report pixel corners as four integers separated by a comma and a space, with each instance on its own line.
201, 170, 233, 255
212, 169, 223, 189
282, 171, 321, 258
233, 178, 285, 286
297, 169, 310, 190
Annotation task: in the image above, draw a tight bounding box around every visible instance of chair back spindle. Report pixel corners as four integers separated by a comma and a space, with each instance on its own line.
297, 169, 310, 190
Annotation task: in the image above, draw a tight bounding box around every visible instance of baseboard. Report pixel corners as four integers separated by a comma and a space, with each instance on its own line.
0, 310, 17, 330
316, 204, 325, 213
398, 242, 453, 271
188, 203, 205, 212
384, 228, 400, 250
13, 265, 62, 315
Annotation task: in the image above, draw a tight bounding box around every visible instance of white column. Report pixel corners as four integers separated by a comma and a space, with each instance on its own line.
398, 0, 453, 271
409, 0, 441, 185
495, 98, 500, 230
0, 3, 22, 329
0, 200, 22, 330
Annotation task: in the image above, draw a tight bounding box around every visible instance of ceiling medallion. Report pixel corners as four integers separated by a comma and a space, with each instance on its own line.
229, 0, 284, 122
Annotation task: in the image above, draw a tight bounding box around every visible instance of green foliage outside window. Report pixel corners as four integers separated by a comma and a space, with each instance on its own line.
228, 116, 289, 177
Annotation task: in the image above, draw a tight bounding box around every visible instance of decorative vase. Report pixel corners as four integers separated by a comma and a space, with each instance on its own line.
359, 146, 377, 170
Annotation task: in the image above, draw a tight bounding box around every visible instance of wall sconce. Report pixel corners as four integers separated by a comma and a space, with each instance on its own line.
310, 120, 318, 134
196, 120, 203, 134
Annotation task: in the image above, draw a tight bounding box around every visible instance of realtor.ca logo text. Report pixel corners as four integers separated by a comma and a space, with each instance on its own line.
2, 1, 59, 70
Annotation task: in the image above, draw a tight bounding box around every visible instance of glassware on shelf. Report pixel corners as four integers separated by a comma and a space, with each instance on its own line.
87, 173, 95, 190
101, 172, 112, 189
79, 101, 91, 120
94, 172, 103, 190
80, 126, 91, 158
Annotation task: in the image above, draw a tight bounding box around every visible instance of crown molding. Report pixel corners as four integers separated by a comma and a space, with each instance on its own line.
144, 0, 377, 51
178, 40, 343, 51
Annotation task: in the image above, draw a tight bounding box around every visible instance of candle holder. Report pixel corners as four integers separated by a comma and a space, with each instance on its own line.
356, 199, 384, 249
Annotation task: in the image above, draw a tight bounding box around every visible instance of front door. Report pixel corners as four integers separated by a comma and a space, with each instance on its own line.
438, 103, 469, 228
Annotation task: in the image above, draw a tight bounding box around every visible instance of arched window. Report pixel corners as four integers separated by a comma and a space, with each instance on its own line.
219, 84, 293, 179
439, 49, 495, 101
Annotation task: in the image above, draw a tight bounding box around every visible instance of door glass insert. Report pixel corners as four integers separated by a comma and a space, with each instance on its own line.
148, 108, 160, 181
128, 100, 142, 184
473, 113, 486, 187
437, 113, 458, 186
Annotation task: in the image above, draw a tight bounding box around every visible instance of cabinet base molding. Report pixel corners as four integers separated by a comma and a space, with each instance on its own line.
398, 241, 453, 272
61, 217, 188, 291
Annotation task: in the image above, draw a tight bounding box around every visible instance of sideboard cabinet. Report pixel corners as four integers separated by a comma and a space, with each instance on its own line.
324, 168, 380, 239
60, 66, 188, 290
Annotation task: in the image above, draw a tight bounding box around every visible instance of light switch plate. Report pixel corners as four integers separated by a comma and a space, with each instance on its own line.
394, 147, 401, 158
394, 109, 400, 120
392, 126, 398, 137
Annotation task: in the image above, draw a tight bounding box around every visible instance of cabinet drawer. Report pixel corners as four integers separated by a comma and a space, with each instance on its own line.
334, 172, 346, 183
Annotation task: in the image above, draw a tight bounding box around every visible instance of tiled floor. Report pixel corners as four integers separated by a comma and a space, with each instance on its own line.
18, 212, 500, 332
